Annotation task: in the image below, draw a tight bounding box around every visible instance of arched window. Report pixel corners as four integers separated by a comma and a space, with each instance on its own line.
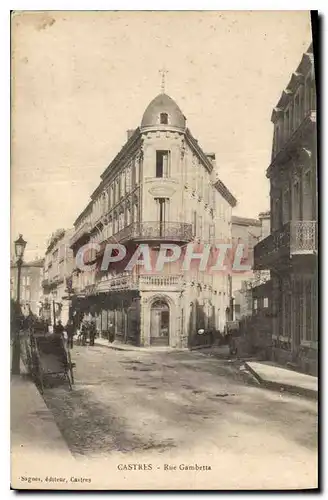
160, 112, 168, 124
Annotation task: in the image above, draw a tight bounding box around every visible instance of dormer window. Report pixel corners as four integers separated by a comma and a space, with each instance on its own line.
160, 112, 169, 125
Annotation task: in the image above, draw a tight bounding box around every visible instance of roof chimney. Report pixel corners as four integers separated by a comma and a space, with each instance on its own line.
127, 129, 135, 141
206, 152, 216, 168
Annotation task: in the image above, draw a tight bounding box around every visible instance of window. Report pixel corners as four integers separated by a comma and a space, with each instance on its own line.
253, 299, 258, 311
192, 210, 197, 237
294, 92, 300, 128
126, 205, 131, 226
198, 216, 203, 238
126, 167, 131, 192
299, 85, 304, 120
284, 108, 290, 139
160, 113, 169, 125
102, 192, 107, 213
263, 297, 269, 308
135, 159, 140, 185
282, 189, 290, 224
199, 176, 204, 199
117, 177, 121, 200
156, 151, 170, 178
155, 198, 169, 227
305, 77, 311, 113
275, 124, 280, 154
133, 202, 139, 223
293, 181, 301, 220
209, 224, 215, 243
113, 212, 118, 234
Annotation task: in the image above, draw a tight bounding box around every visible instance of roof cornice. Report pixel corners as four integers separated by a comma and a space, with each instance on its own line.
184, 129, 214, 173
99, 127, 142, 185
214, 179, 237, 208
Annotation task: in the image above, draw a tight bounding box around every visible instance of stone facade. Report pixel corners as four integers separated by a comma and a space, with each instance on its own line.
69, 91, 237, 347
42, 228, 74, 326
254, 43, 318, 375
11, 258, 44, 316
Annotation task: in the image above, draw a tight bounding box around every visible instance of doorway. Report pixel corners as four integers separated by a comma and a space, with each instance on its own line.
150, 299, 170, 346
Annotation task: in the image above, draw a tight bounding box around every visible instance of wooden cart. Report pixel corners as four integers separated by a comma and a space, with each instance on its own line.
21, 329, 75, 394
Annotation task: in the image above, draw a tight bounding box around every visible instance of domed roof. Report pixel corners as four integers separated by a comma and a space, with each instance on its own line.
141, 93, 186, 129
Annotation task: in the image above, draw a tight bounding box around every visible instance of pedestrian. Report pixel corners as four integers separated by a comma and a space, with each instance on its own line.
81, 321, 88, 346
66, 320, 75, 349
89, 317, 96, 346
54, 320, 65, 337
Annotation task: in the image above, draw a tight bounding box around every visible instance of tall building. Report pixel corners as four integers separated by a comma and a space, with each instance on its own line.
10, 258, 44, 316
231, 215, 262, 314
69, 91, 237, 347
42, 228, 74, 325
254, 43, 317, 374
232, 214, 271, 320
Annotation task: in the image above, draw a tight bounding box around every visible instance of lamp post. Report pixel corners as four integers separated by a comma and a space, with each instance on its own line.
11, 234, 27, 375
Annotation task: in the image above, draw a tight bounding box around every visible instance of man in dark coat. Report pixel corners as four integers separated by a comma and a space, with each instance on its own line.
54, 320, 65, 336
89, 315, 96, 346
66, 320, 75, 349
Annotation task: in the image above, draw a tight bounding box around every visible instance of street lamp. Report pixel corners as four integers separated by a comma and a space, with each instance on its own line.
11, 234, 27, 375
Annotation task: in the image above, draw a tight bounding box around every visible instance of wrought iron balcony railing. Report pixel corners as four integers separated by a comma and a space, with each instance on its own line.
70, 221, 92, 247
96, 272, 138, 292
254, 220, 317, 270
107, 221, 193, 244
290, 220, 317, 254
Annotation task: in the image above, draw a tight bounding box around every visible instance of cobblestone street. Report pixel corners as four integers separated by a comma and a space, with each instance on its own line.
32, 344, 318, 488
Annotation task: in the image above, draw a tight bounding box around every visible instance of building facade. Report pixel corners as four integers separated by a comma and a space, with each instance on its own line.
42, 228, 74, 326
254, 43, 318, 375
231, 215, 262, 320
10, 258, 44, 316
70, 92, 237, 347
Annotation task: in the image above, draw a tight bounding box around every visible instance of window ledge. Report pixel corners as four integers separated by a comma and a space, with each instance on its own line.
277, 335, 291, 342
301, 340, 318, 350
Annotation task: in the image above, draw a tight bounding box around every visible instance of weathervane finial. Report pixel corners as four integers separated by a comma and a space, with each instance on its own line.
159, 67, 168, 93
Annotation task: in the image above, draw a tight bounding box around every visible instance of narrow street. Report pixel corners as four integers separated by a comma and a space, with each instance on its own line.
37, 344, 318, 488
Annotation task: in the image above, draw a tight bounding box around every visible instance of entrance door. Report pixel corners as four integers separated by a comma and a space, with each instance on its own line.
150, 300, 170, 346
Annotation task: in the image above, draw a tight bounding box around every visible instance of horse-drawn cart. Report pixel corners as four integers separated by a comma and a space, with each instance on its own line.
20, 329, 75, 394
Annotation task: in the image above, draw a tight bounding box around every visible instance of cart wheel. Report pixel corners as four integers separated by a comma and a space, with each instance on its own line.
66, 371, 73, 391
69, 366, 74, 385
35, 364, 44, 394
67, 351, 75, 386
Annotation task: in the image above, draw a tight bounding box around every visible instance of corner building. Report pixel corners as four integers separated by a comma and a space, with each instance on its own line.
70, 92, 237, 348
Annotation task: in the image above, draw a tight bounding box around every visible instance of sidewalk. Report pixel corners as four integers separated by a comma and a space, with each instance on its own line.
244, 361, 318, 399
11, 361, 73, 486
95, 337, 186, 353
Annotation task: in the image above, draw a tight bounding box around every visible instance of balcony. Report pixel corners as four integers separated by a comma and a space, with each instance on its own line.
107, 221, 193, 244
270, 111, 316, 172
254, 221, 317, 270
96, 273, 138, 292
70, 221, 92, 248
138, 274, 183, 291
95, 273, 183, 293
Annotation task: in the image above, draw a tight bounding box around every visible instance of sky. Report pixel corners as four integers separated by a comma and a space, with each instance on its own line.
11, 10, 312, 261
